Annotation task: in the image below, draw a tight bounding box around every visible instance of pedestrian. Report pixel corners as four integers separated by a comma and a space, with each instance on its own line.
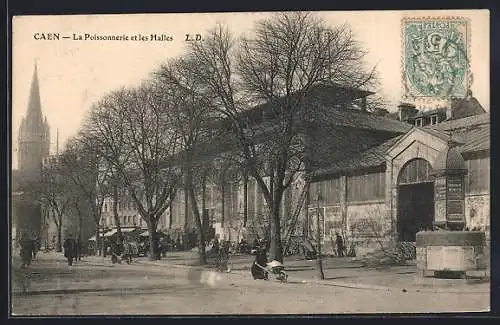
110, 241, 121, 264
213, 236, 220, 254
63, 234, 76, 266
19, 233, 34, 268
251, 244, 268, 280
32, 237, 40, 260
175, 236, 182, 251
79, 239, 84, 260
335, 232, 345, 257
51, 235, 56, 251
122, 239, 133, 264
252, 238, 259, 251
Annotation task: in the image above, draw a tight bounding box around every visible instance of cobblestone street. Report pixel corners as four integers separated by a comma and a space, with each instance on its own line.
10, 252, 490, 315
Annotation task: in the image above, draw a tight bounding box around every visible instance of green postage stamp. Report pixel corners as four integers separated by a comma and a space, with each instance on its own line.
402, 17, 470, 98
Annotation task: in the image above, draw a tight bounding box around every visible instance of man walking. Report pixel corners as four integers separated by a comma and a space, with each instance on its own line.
335, 232, 345, 257
32, 237, 40, 260
122, 239, 133, 264
19, 233, 34, 268
76, 237, 83, 261
63, 234, 77, 266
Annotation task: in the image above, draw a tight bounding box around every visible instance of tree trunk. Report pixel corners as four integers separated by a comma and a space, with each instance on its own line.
95, 223, 101, 256
270, 199, 283, 263
168, 199, 173, 229
148, 220, 159, 260
183, 180, 189, 250
189, 185, 207, 265
316, 201, 324, 280
221, 181, 225, 228
56, 220, 62, 252
243, 173, 248, 227
112, 184, 123, 252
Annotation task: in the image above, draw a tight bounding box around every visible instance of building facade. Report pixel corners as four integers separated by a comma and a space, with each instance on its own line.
309, 102, 489, 256
97, 85, 490, 258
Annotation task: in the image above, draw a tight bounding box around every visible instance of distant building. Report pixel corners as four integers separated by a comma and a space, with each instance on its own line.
100, 190, 172, 235
397, 91, 487, 127
12, 63, 51, 241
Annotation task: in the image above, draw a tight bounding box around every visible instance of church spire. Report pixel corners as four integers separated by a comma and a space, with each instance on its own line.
26, 61, 43, 124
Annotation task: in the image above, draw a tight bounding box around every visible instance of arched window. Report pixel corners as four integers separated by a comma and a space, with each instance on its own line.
398, 158, 434, 185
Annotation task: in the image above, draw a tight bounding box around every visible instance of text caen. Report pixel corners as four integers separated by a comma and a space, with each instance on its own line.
33, 33, 61, 40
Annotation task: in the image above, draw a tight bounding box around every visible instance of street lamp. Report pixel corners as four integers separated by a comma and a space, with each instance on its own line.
316, 190, 325, 280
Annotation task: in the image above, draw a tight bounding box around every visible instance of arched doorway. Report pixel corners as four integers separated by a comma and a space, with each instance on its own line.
397, 158, 434, 242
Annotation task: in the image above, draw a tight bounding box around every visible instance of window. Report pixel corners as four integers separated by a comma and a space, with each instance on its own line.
398, 158, 433, 185
347, 172, 385, 202
465, 158, 490, 193
415, 118, 423, 127
430, 115, 438, 125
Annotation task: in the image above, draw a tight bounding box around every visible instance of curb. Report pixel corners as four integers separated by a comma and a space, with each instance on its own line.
132, 260, 489, 294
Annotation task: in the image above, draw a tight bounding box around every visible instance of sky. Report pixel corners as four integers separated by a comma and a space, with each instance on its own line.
11, 10, 490, 169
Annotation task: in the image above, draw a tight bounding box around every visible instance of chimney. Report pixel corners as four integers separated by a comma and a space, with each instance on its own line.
397, 102, 417, 122
361, 96, 367, 112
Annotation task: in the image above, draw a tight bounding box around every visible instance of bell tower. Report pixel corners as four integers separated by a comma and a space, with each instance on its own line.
18, 62, 50, 174
15, 62, 51, 239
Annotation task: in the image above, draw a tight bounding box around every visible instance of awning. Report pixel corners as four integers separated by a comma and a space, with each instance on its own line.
103, 228, 136, 237
139, 230, 166, 237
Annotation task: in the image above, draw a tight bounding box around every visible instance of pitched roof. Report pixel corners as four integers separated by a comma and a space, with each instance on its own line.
312, 135, 402, 178
320, 108, 412, 134
430, 113, 489, 131
454, 125, 490, 154
313, 113, 490, 178
449, 97, 487, 119
428, 112, 490, 154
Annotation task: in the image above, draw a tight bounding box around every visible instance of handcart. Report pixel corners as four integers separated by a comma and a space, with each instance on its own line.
254, 260, 288, 283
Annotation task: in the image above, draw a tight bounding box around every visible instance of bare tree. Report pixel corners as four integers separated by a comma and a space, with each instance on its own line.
152, 57, 217, 263
39, 158, 71, 252
60, 138, 112, 256
185, 12, 376, 262
81, 85, 180, 260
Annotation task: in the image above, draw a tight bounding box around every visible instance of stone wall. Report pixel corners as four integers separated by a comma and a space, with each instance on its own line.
345, 202, 389, 257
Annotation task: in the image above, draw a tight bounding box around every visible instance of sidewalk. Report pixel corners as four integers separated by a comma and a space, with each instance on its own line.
26, 251, 489, 294
127, 251, 490, 294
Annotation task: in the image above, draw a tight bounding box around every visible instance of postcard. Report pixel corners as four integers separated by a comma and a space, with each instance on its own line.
11, 10, 490, 315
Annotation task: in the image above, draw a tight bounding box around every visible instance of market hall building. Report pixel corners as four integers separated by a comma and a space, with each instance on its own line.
92, 83, 490, 258
161, 85, 490, 257
309, 97, 489, 256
